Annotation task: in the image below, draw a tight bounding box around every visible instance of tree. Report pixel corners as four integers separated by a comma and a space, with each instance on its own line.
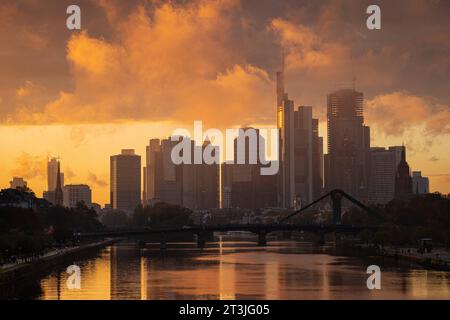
132, 203, 193, 228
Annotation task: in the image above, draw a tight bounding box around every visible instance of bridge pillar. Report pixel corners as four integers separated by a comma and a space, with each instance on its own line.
333, 232, 347, 255
313, 231, 325, 246
330, 190, 343, 224
160, 233, 167, 251
257, 231, 267, 246
196, 233, 206, 248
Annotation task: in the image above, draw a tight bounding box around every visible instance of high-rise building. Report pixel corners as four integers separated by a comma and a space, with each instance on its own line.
412, 171, 429, 195
143, 139, 161, 203
63, 184, 92, 208
9, 177, 27, 189
44, 158, 64, 205
394, 146, 413, 200
276, 63, 323, 208
143, 138, 219, 209
293, 106, 313, 208
326, 89, 370, 201
222, 128, 277, 210
312, 120, 324, 200
156, 139, 183, 205
182, 139, 219, 210
276, 60, 295, 209
368, 146, 403, 204
110, 149, 141, 213
47, 157, 64, 192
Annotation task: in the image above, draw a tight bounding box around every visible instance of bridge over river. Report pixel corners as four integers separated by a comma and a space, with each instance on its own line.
77, 189, 383, 247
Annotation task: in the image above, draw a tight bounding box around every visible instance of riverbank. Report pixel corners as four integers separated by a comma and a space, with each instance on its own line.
381, 247, 450, 271
0, 238, 120, 287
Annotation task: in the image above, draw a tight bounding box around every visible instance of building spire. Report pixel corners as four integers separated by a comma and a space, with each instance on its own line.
55, 161, 63, 206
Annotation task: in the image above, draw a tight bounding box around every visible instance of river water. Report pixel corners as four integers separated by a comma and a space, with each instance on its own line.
17, 241, 450, 299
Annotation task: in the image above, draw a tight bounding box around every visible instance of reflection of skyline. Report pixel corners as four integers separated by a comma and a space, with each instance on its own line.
37, 244, 450, 300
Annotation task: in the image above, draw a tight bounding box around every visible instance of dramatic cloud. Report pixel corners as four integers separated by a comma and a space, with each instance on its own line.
2, 1, 273, 128
366, 92, 450, 137
11, 153, 47, 180
1, 0, 450, 133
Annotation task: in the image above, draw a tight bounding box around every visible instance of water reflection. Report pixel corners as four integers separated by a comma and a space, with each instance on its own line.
33, 241, 450, 300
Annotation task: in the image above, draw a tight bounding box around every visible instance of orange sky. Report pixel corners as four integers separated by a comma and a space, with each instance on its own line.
1, 0, 449, 205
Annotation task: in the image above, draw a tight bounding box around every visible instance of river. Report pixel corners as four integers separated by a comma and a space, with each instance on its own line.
8, 241, 450, 299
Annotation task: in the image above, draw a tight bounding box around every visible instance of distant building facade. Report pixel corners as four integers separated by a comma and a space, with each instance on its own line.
368, 146, 403, 204
325, 89, 370, 201
9, 177, 27, 189
222, 128, 278, 210
143, 138, 219, 210
47, 157, 64, 192
43, 157, 64, 205
394, 146, 413, 200
110, 149, 141, 213
412, 171, 429, 195
276, 64, 323, 208
63, 184, 92, 208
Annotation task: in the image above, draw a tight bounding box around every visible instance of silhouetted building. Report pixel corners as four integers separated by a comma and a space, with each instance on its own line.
9, 177, 27, 189
110, 149, 141, 213
143, 137, 219, 209
394, 146, 413, 200
326, 89, 370, 201
312, 119, 324, 201
63, 184, 92, 208
143, 139, 161, 203
412, 171, 429, 195
293, 106, 312, 209
160, 139, 184, 205
54, 162, 64, 206
276, 60, 323, 208
44, 158, 65, 205
222, 128, 277, 210
182, 139, 219, 210
368, 146, 403, 204
47, 157, 64, 192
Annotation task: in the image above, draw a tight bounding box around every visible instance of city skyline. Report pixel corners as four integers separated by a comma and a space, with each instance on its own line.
1, 0, 450, 205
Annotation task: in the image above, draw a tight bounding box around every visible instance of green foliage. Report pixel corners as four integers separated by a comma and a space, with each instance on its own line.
132, 202, 193, 228
343, 194, 450, 246
0, 198, 102, 259
100, 210, 130, 228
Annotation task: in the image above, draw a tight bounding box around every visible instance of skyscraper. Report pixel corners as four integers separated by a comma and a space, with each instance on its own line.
182, 139, 219, 210
143, 138, 219, 209
276, 61, 295, 208
326, 89, 370, 201
293, 106, 313, 208
394, 146, 413, 200
368, 146, 403, 204
143, 139, 161, 203
221, 128, 277, 210
44, 158, 64, 205
412, 171, 430, 195
47, 157, 64, 192
312, 119, 324, 200
276, 61, 323, 208
110, 149, 141, 213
